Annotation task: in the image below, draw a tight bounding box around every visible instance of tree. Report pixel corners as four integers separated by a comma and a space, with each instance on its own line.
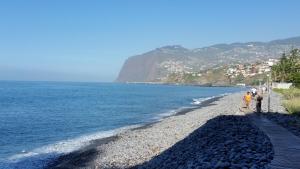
272, 49, 300, 87
235, 73, 244, 83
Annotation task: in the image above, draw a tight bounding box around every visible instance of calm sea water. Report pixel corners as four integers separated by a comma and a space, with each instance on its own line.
0, 81, 243, 168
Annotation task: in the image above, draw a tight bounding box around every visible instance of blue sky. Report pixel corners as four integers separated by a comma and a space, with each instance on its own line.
0, 0, 300, 82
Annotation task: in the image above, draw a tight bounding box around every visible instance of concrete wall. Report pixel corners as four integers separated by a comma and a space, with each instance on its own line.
272, 82, 293, 89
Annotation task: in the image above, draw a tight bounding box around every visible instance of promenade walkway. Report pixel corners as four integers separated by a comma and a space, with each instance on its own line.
249, 114, 300, 169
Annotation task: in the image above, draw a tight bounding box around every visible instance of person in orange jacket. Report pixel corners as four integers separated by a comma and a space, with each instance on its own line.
243, 91, 252, 109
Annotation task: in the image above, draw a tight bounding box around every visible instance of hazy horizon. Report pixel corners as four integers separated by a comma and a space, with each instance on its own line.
1, 0, 300, 82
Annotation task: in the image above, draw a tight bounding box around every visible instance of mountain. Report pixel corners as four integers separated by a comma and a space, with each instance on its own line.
116, 36, 300, 82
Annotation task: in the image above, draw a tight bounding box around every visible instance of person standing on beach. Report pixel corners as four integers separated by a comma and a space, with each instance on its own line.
243, 92, 252, 109
256, 92, 263, 113
251, 87, 257, 97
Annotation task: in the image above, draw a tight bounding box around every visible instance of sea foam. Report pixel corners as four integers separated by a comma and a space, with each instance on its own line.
0, 125, 141, 169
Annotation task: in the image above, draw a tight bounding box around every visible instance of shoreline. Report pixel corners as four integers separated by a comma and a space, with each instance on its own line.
121, 81, 246, 88
46, 136, 119, 169
46, 95, 224, 168
131, 96, 223, 131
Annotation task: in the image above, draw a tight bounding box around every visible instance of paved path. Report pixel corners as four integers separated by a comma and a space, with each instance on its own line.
249, 114, 300, 169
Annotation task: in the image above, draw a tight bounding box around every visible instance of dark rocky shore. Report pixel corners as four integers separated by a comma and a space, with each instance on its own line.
133, 116, 273, 169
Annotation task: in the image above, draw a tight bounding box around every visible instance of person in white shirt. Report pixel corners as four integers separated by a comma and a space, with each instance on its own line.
251, 87, 257, 97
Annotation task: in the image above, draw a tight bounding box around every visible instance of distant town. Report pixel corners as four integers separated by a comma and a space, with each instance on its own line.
225, 59, 278, 78
156, 58, 279, 86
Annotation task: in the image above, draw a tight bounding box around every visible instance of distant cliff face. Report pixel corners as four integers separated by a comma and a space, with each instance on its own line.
116, 45, 190, 82
116, 37, 300, 82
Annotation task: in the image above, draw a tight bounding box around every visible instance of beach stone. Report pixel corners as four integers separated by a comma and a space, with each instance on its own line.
48, 92, 274, 169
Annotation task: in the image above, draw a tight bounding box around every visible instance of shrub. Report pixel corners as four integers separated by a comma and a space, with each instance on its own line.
273, 87, 300, 99
283, 98, 300, 115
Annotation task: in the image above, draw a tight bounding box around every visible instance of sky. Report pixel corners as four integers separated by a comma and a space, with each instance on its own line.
0, 0, 300, 82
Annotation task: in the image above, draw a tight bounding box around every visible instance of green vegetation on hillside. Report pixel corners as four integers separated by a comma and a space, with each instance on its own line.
165, 67, 270, 86
243, 74, 268, 86
165, 68, 230, 85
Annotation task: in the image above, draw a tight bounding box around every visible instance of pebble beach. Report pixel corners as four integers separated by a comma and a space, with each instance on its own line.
49, 92, 277, 169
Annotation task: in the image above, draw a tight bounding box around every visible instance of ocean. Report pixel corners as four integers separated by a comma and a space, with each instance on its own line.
0, 81, 244, 168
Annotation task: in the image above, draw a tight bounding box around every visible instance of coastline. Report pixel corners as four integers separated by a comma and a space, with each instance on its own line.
121, 81, 243, 88
47, 93, 241, 169
46, 136, 119, 169
131, 96, 223, 131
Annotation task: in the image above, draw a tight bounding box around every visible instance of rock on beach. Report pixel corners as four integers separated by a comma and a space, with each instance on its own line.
49, 92, 274, 169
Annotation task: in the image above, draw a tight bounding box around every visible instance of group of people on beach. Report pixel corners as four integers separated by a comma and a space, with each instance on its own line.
242, 87, 264, 113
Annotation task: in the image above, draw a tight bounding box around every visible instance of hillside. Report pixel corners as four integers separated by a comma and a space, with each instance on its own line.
116, 36, 300, 83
